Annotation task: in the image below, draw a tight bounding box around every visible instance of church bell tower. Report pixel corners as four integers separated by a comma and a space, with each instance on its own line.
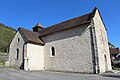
32, 22, 44, 32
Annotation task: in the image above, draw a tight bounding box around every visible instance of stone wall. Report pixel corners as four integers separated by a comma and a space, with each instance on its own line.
93, 9, 112, 73
42, 24, 94, 73
9, 31, 25, 69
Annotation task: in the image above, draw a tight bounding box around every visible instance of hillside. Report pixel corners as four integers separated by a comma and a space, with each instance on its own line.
0, 23, 16, 55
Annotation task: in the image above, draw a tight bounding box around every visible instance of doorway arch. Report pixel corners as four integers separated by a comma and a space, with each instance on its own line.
104, 54, 108, 71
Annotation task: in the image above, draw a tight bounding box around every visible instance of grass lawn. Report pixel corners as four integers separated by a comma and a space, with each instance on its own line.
0, 61, 5, 66
114, 68, 120, 70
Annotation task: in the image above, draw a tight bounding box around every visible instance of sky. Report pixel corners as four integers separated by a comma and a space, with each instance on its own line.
0, 0, 120, 47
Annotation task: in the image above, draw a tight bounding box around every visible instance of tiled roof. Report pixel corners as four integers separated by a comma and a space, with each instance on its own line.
109, 48, 120, 54
18, 7, 98, 45
39, 13, 94, 37
19, 28, 44, 45
38, 7, 98, 37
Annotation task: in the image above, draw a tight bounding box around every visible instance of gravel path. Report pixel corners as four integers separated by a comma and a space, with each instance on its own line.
0, 67, 119, 80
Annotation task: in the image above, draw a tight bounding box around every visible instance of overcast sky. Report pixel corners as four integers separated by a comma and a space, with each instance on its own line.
0, 0, 120, 47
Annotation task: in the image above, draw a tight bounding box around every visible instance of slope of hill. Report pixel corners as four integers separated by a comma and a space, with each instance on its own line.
0, 23, 16, 55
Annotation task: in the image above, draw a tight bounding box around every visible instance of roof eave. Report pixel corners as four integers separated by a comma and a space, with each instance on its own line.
25, 41, 45, 46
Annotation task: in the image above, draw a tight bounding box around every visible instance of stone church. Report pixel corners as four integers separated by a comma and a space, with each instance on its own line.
9, 7, 112, 74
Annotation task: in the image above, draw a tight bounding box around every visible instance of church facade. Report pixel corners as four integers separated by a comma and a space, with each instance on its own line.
9, 8, 112, 74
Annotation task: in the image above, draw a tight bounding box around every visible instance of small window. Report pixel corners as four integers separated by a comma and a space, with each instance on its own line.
50, 46, 55, 57
15, 48, 19, 60
17, 38, 20, 43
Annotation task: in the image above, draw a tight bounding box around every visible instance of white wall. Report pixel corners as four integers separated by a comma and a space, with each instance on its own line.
93, 9, 112, 73
42, 24, 94, 73
26, 43, 44, 70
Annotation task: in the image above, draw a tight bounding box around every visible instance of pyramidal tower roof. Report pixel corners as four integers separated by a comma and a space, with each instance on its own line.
32, 22, 44, 29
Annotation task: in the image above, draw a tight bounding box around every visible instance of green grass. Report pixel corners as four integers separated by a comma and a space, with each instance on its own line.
0, 61, 5, 66
114, 68, 120, 70
0, 23, 16, 55
0, 52, 7, 56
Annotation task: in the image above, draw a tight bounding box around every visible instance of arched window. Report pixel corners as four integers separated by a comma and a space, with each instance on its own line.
50, 46, 55, 57
16, 48, 19, 60
17, 38, 20, 44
